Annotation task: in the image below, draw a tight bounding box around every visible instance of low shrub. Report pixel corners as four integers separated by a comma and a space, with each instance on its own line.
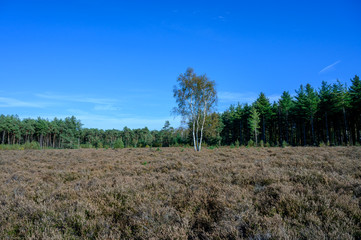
80, 143, 93, 149
247, 139, 255, 147
281, 140, 288, 148
24, 141, 41, 150
0, 147, 360, 238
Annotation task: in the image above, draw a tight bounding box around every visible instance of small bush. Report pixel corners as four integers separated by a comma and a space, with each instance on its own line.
24, 141, 41, 150
80, 143, 93, 149
247, 140, 255, 147
259, 140, 264, 147
113, 138, 124, 149
230, 143, 235, 149
235, 140, 240, 148
281, 140, 288, 148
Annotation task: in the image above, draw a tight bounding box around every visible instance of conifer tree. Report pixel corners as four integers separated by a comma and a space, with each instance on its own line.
235, 104, 244, 145
349, 75, 361, 143
279, 91, 293, 144
249, 107, 260, 145
305, 84, 319, 145
319, 81, 333, 144
220, 109, 232, 145
239, 104, 252, 144
255, 92, 271, 143
295, 85, 308, 145
333, 80, 350, 144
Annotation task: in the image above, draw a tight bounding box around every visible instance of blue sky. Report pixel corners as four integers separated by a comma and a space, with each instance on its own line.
1, 0, 360, 130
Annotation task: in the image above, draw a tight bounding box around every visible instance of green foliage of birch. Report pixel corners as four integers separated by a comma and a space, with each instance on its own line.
173, 68, 217, 151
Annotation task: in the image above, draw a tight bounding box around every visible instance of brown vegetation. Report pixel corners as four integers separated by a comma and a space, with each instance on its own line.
0, 147, 360, 239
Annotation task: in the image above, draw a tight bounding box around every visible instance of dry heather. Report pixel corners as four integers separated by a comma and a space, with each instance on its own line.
0, 147, 360, 239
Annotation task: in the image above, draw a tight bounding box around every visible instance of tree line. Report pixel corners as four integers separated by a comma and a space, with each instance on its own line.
221, 75, 361, 146
0, 75, 360, 149
0, 116, 191, 149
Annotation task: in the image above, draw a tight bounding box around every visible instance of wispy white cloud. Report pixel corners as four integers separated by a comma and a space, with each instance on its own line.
319, 60, 341, 74
0, 97, 46, 108
3, 91, 177, 130
64, 110, 180, 130
35, 93, 121, 111
62, 108, 180, 130
93, 105, 120, 111
218, 91, 281, 104
36, 93, 117, 105
218, 91, 257, 103
214, 15, 226, 22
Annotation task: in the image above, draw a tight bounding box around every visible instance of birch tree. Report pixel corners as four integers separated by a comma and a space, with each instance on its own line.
173, 68, 217, 151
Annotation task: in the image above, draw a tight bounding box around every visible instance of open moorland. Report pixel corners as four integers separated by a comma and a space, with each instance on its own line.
0, 147, 360, 239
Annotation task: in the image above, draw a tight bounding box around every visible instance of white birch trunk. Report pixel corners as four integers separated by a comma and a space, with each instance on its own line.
192, 119, 197, 151
199, 99, 208, 151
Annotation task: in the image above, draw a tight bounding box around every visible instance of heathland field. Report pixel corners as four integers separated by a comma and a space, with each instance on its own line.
0, 147, 360, 239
